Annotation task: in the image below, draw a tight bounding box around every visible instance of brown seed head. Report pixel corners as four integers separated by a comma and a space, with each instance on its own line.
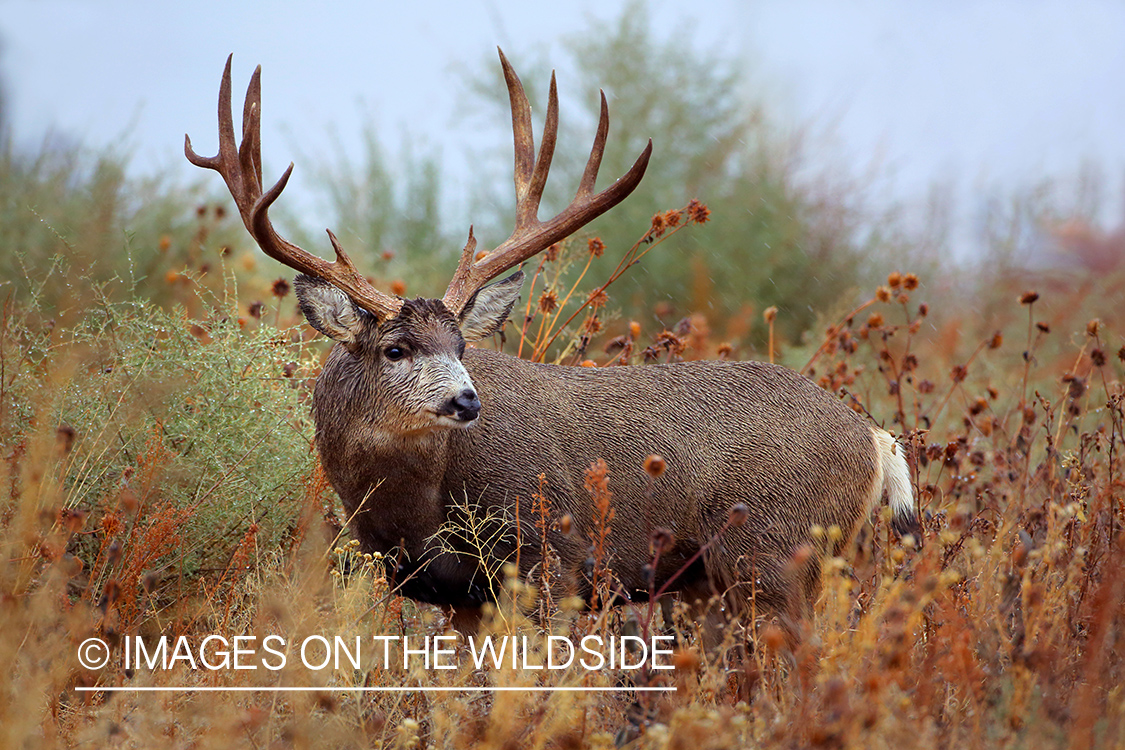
629, 321, 642, 339
649, 212, 666, 237
903, 273, 920, 290
876, 286, 891, 302
687, 199, 710, 224
989, 331, 1003, 349
588, 289, 609, 309
587, 237, 605, 258
1019, 290, 1039, 305
672, 649, 701, 672
1086, 318, 1101, 337
763, 306, 778, 324
271, 278, 290, 299
761, 623, 786, 651
248, 301, 264, 319
867, 312, 884, 328
887, 271, 902, 289
1091, 348, 1106, 367
650, 527, 675, 553
644, 454, 667, 477
390, 280, 407, 296
663, 209, 682, 229
728, 503, 750, 527
538, 289, 559, 314
545, 242, 561, 262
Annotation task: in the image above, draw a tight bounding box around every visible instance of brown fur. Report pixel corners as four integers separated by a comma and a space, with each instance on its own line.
313, 331, 886, 635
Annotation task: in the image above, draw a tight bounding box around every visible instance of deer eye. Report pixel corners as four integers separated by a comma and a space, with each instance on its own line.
384, 346, 407, 361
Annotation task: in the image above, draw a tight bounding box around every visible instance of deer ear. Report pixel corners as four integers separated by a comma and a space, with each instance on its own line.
295, 274, 366, 346
458, 271, 524, 342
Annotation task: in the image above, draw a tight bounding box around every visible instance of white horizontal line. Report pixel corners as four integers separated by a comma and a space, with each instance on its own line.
75, 686, 676, 693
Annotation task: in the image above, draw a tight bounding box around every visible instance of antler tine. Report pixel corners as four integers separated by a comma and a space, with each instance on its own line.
442, 50, 652, 314
576, 92, 610, 201
186, 56, 402, 321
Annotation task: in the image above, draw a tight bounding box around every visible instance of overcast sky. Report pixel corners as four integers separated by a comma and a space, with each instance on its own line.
3, 0, 1123, 257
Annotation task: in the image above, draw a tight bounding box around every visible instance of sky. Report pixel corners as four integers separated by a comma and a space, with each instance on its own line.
2, 0, 1124, 259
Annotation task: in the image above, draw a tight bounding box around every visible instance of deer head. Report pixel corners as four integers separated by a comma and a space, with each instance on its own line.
186, 51, 651, 435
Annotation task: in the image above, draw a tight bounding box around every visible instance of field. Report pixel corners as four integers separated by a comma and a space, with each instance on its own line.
2, 180, 1124, 748
3, 19, 1125, 746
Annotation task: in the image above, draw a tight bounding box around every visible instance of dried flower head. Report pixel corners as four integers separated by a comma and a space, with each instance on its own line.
728, 503, 750, 526
687, 199, 710, 224
271, 278, 291, 299
587, 237, 605, 258
588, 289, 609, 309
1086, 318, 1101, 337
763, 306, 778, 324
390, 279, 407, 296
867, 312, 885, 328
650, 527, 675, 553
629, 321, 642, 339
649, 212, 667, 238
989, 331, 1003, 349
538, 290, 559, 314
876, 286, 891, 302
1019, 290, 1039, 305
887, 271, 903, 289
248, 301, 265, 319
902, 273, 920, 291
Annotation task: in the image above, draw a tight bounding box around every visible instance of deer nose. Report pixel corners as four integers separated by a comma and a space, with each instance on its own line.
450, 388, 481, 422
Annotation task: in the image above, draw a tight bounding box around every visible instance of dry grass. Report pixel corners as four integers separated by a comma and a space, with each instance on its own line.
2, 200, 1124, 749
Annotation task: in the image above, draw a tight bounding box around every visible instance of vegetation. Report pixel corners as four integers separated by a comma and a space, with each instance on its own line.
2, 5, 1125, 749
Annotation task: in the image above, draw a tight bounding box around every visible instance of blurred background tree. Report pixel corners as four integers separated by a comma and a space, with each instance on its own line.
458, 0, 872, 348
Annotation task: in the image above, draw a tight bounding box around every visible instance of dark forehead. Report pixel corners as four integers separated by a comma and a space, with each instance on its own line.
379, 298, 462, 350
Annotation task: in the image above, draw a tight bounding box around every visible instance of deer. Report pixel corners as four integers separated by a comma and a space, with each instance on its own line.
186, 51, 916, 646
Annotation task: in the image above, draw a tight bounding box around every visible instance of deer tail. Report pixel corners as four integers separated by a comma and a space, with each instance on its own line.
872, 429, 918, 537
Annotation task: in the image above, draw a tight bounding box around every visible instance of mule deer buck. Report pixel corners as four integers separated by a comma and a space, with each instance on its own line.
187, 52, 915, 643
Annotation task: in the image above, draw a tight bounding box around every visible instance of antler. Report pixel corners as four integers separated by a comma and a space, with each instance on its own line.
441, 49, 652, 314
185, 55, 403, 321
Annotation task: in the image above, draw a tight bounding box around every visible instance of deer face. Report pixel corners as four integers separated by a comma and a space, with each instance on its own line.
295, 272, 523, 434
